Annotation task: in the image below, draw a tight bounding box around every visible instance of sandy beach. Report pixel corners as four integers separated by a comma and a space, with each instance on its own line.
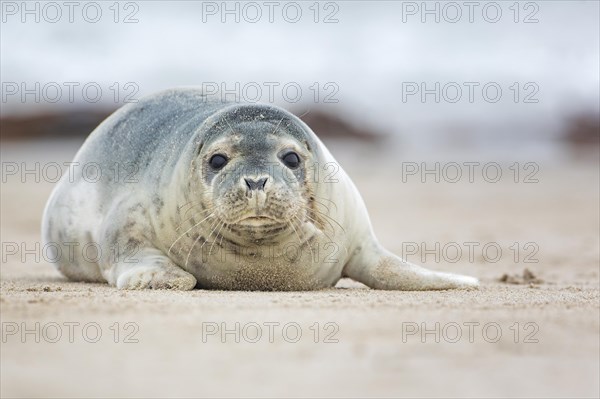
1, 139, 599, 398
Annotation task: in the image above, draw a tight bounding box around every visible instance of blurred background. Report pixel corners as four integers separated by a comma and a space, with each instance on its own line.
1, 0, 598, 154
1, 1, 599, 398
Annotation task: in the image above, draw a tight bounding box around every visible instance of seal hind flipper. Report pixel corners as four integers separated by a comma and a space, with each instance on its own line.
343, 242, 479, 290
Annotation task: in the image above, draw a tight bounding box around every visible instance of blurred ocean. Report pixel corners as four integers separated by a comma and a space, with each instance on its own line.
1, 0, 599, 155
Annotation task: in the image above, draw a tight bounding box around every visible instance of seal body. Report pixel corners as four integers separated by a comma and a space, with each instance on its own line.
42, 88, 478, 291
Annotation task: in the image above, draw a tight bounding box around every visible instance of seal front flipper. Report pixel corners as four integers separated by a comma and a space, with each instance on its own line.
98, 203, 197, 290
112, 248, 197, 290
342, 241, 479, 290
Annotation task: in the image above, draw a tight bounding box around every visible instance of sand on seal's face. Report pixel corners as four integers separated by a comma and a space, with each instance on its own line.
1, 140, 598, 398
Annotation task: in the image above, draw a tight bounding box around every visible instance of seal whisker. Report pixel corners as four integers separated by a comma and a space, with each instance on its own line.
169, 211, 215, 255
290, 216, 315, 263
287, 218, 300, 240
298, 109, 310, 119
175, 206, 215, 231
197, 218, 222, 253
305, 205, 346, 233
184, 231, 206, 268
272, 117, 285, 134
310, 195, 338, 212
302, 212, 336, 241
177, 199, 202, 212
208, 222, 226, 257
289, 189, 338, 213
180, 202, 212, 215
304, 213, 349, 257
287, 218, 304, 247
310, 199, 333, 215
218, 223, 229, 249
224, 117, 237, 134
300, 205, 337, 235
303, 208, 336, 234
185, 217, 221, 267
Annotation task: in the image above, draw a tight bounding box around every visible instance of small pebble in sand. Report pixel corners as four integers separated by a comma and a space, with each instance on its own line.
499, 268, 544, 285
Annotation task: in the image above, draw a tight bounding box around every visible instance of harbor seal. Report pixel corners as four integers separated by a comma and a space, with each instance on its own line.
41, 88, 479, 291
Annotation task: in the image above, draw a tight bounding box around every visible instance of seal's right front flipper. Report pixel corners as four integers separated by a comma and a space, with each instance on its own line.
97, 208, 197, 290
342, 242, 479, 291
107, 247, 197, 290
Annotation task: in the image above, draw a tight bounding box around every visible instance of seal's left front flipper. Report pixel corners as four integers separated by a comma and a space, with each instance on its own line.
343, 243, 479, 290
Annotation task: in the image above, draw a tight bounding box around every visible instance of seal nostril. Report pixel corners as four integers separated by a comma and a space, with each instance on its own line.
257, 177, 268, 190
244, 177, 268, 191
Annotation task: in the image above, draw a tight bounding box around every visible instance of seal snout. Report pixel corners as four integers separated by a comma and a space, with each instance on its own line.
244, 177, 268, 191
240, 175, 270, 212
242, 175, 269, 200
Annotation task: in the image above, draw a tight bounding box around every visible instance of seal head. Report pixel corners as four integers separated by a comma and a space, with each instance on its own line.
191, 106, 316, 245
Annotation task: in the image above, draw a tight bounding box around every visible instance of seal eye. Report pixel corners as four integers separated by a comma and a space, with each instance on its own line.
209, 154, 228, 170
282, 152, 300, 169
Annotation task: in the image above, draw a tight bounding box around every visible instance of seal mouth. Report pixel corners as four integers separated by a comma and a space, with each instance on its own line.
237, 216, 279, 225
